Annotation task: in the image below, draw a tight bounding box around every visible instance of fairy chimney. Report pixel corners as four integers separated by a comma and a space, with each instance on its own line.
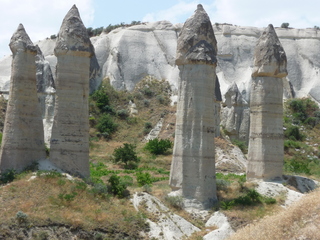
50, 5, 92, 177
0, 24, 46, 172
169, 4, 218, 209
247, 24, 287, 180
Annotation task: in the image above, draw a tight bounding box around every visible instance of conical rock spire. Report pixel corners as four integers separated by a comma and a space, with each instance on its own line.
176, 4, 217, 65
9, 24, 37, 55
252, 24, 287, 78
55, 4, 92, 55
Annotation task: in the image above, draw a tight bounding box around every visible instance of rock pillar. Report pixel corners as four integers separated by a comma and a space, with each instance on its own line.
0, 24, 46, 172
247, 24, 287, 180
169, 4, 217, 209
50, 5, 92, 177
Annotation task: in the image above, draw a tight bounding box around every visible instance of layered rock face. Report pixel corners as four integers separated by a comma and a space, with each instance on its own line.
0, 24, 46, 172
50, 5, 91, 177
221, 82, 250, 142
35, 46, 56, 145
169, 4, 217, 209
247, 24, 287, 180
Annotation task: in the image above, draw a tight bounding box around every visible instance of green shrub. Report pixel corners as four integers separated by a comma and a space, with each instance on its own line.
281, 22, 289, 28
136, 172, 153, 186
16, 211, 28, 224
284, 139, 302, 150
96, 114, 118, 137
91, 87, 111, 112
144, 138, 173, 155
89, 183, 110, 199
216, 179, 231, 191
141, 87, 154, 97
143, 99, 150, 107
231, 139, 248, 154
284, 157, 311, 175
108, 174, 128, 198
284, 126, 305, 141
117, 109, 129, 119
143, 122, 153, 134
164, 196, 184, 210
113, 143, 140, 169
0, 169, 16, 184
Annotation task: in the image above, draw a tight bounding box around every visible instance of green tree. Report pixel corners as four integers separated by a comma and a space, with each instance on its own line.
113, 143, 140, 169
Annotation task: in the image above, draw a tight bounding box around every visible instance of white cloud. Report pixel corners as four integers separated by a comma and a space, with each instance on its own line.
0, 0, 94, 57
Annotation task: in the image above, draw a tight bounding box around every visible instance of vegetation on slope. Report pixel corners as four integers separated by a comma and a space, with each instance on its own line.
1, 78, 320, 238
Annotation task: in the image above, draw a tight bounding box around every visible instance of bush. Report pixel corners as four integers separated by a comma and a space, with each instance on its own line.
284, 157, 311, 175
165, 196, 184, 210
143, 122, 153, 135
284, 139, 302, 150
96, 114, 118, 137
16, 211, 28, 224
0, 169, 16, 184
231, 139, 248, 154
284, 126, 305, 141
108, 175, 128, 198
136, 172, 153, 186
117, 109, 129, 119
281, 23, 289, 28
113, 143, 140, 169
144, 138, 173, 155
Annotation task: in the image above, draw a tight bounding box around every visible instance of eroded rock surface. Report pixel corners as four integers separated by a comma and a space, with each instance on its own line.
169, 4, 217, 209
50, 5, 91, 177
247, 24, 287, 180
0, 24, 46, 172
221, 82, 250, 142
132, 192, 200, 239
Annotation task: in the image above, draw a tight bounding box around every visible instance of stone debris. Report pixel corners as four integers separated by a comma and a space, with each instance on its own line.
169, 4, 218, 209
132, 192, 200, 240
144, 118, 164, 141
0, 24, 46, 172
247, 24, 287, 180
49, 5, 92, 178
203, 211, 235, 240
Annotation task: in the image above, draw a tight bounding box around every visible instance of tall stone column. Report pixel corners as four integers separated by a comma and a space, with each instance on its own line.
169, 4, 217, 209
247, 24, 287, 181
0, 24, 46, 172
50, 5, 92, 178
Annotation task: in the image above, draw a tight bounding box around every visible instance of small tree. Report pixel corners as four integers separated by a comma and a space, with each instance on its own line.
144, 138, 173, 155
281, 22, 289, 28
113, 143, 140, 169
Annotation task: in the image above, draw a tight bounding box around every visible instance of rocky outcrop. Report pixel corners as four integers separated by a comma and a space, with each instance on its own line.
247, 24, 287, 180
49, 5, 91, 178
221, 82, 250, 142
35, 46, 55, 145
169, 4, 217, 209
0, 24, 46, 172
214, 76, 222, 137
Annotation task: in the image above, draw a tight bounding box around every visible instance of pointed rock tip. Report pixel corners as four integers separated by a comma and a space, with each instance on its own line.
176, 4, 217, 65
197, 4, 204, 10
54, 4, 92, 55
252, 24, 287, 78
9, 23, 36, 54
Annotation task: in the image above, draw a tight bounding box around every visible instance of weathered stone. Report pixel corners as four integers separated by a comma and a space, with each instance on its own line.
220, 82, 250, 142
214, 76, 222, 137
50, 5, 92, 177
35, 45, 56, 146
169, 4, 217, 209
247, 24, 287, 180
0, 24, 46, 172
252, 24, 287, 78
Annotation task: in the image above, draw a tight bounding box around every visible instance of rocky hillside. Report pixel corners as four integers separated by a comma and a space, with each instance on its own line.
1, 21, 320, 103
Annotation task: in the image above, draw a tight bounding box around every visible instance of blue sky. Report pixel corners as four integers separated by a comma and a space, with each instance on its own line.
1, 0, 320, 57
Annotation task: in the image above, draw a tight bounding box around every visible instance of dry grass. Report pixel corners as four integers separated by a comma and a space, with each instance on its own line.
0, 173, 148, 238
228, 188, 320, 240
